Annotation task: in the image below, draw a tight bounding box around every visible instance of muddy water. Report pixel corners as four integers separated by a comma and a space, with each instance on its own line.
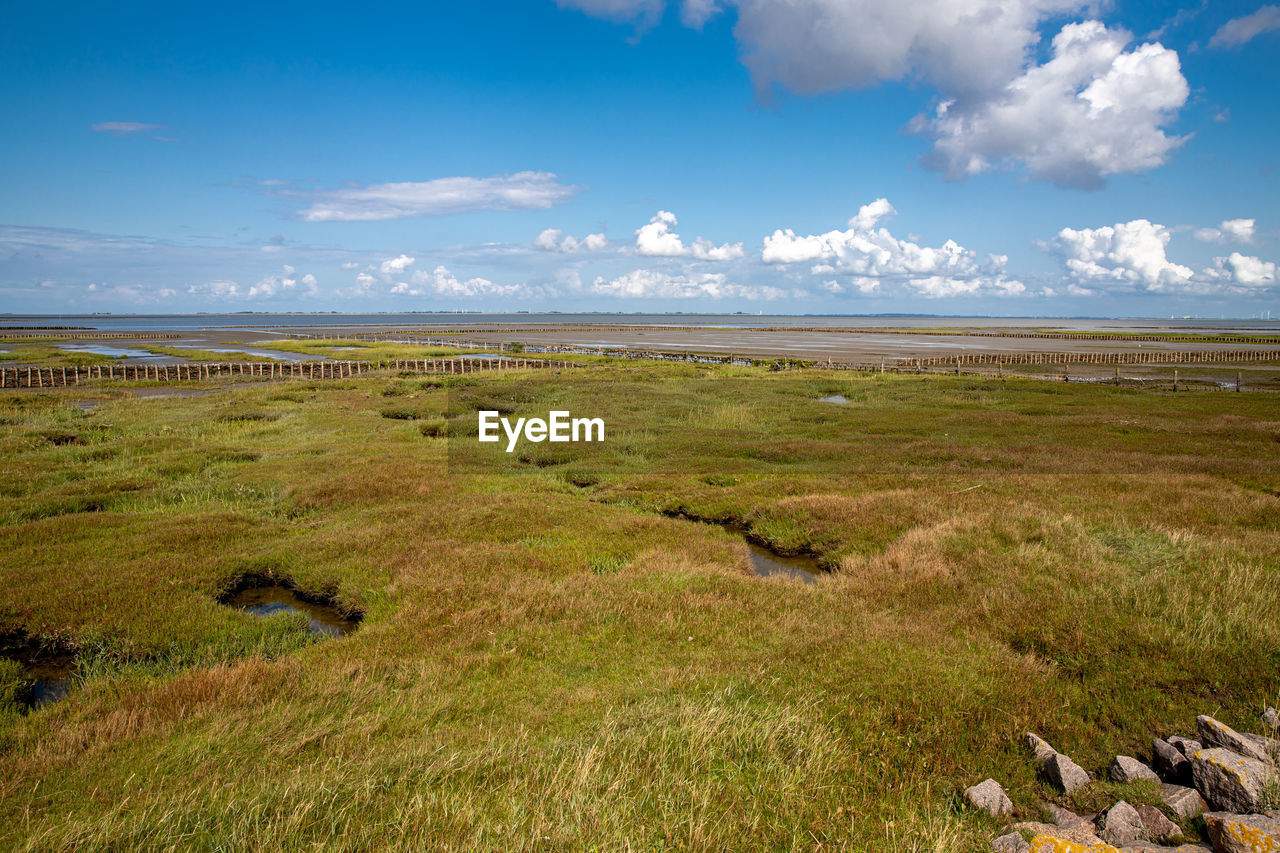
1, 638, 75, 709
668, 513, 823, 583
818, 394, 849, 404
741, 540, 822, 584
227, 585, 358, 637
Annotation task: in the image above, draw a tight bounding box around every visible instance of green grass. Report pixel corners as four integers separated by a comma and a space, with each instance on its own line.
0, 363, 1277, 850
0, 344, 119, 367
138, 345, 280, 362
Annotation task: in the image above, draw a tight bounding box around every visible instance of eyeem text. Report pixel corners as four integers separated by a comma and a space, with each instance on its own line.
478, 410, 605, 453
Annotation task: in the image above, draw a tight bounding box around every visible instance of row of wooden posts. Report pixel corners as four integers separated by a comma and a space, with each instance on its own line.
0, 332, 180, 341
898, 349, 1280, 368
0, 357, 577, 389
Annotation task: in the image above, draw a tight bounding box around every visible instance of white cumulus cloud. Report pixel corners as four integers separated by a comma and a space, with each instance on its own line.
1052, 219, 1279, 295
915, 21, 1189, 189
379, 254, 416, 274
534, 228, 609, 252
635, 211, 745, 260
295, 172, 584, 222
1194, 218, 1256, 244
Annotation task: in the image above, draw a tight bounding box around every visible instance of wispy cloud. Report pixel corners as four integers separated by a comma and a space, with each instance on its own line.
91, 121, 172, 139
1209, 5, 1280, 48
291, 172, 585, 222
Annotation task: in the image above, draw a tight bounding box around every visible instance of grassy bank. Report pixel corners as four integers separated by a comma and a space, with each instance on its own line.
1, 363, 1277, 851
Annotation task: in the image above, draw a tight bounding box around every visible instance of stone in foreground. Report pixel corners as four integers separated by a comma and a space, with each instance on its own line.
1027, 732, 1059, 765
1197, 716, 1275, 765
1160, 783, 1208, 820
967, 778, 1014, 817
1169, 737, 1204, 760
1135, 804, 1182, 845
1015, 822, 1107, 846
1097, 801, 1148, 846
1201, 811, 1280, 853
1264, 708, 1279, 732
1045, 803, 1090, 829
1045, 752, 1091, 794
993, 832, 1031, 853
1028, 835, 1121, 852
1154, 738, 1193, 785
1111, 755, 1161, 785
1192, 748, 1276, 813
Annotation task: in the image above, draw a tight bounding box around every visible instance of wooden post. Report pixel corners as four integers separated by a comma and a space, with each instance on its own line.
1114, 366, 1120, 386
1173, 369, 1179, 392
1236, 371, 1242, 392
1063, 365, 1069, 383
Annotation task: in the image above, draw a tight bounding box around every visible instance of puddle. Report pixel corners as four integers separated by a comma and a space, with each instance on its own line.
666, 513, 823, 584
223, 581, 359, 637
741, 540, 821, 584
1, 633, 75, 709
818, 394, 849, 404
68, 400, 99, 411
60, 343, 163, 359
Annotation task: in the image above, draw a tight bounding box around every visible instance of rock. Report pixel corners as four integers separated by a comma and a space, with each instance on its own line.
1242, 733, 1280, 761
1028, 836, 1121, 853
1197, 715, 1275, 765
1191, 748, 1276, 813
966, 778, 1014, 817
1169, 737, 1204, 760
1135, 804, 1182, 844
1027, 732, 1058, 766
993, 832, 1031, 853
1045, 752, 1091, 794
1015, 822, 1107, 846
1202, 812, 1280, 853
1154, 739, 1193, 785
1097, 801, 1148, 846
1160, 784, 1208, 820
1045, 803, 1090, 829
1264, 708, 1279, 732
1111, 755, 1162, 785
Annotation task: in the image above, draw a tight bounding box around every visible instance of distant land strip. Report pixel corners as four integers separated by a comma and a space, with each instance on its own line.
303, 326, 1280, 346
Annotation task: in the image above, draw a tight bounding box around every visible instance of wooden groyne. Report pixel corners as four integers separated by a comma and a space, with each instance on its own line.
0, 332, 180, 341
0, 357, 577, 389
896, 349, 1280, 369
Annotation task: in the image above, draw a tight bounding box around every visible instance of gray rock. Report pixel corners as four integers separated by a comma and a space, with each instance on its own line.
1043, 802, 1089, 829
1264, 707, 1279, 731
1160, 783, 1208, 820
1242, 732, 1280, 760
1135, 804, 1182, 844
965, 778, 1014, 818
1202, 812, 1280, 853
1025, 731, 1057, 766
1111, 754, 1162, 785
1197, 715, 1274, 764
1117, 846, 1187, 853
1012, 822, 1105, 846
1097, 800, 1148, 846
1191, 747, 1276, 813
1153, 738, 1193, 785
991, 832, 1030, 853
1044, 751, 1091, 794
1168, 736, 1203, 760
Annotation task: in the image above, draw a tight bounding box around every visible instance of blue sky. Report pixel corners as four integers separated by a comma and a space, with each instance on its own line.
2, 0, 1278, 316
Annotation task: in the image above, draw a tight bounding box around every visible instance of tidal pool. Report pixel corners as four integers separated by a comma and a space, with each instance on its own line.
225, 584, 359, 637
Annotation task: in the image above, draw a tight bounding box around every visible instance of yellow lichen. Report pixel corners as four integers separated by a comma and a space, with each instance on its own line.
1028, 835, 1123, 853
